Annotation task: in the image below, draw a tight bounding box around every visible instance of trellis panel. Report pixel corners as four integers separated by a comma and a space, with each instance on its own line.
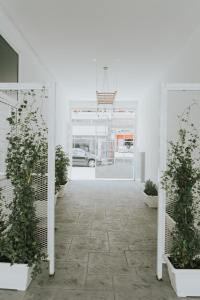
157, 84, 200, 279
0, 84, 55, 275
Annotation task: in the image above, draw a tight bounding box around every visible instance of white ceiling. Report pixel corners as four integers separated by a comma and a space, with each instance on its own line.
1, 0, 200, 101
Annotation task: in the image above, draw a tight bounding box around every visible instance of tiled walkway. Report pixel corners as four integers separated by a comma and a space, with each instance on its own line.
0, 180, 194, 300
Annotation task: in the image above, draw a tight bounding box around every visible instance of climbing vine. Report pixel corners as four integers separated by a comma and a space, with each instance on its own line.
162, 104, 200, 269
55, 145, 70, 192
0, 188, 7, 261
0, 91, 48, 276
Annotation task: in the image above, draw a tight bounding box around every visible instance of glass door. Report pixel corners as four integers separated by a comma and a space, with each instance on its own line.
71, 107, 136, 180
95, 112, 135, 179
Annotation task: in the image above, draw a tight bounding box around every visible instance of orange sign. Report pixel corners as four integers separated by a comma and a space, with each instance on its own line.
116, 133, 133, 140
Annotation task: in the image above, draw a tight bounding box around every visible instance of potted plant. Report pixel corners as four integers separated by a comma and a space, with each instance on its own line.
143, 179, 158, 208
55, 145, 70, 198
161, 105, 200, 297
0, 96, 47, 291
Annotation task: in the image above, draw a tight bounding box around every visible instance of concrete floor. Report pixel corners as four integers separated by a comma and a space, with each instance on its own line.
96, 159, 134, 179
0, 180, 198, 300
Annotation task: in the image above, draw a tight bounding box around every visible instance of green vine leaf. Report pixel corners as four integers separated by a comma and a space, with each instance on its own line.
0, 92, 48, 277
162, 104, 200, 269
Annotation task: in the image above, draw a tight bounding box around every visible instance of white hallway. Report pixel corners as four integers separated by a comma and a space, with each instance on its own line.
1, 0, 200, 299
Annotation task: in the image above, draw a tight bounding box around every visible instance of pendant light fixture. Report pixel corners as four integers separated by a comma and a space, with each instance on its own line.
96, 66, 117, 105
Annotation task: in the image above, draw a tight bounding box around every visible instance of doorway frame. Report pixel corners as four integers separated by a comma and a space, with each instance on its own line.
70, 102, 138, 181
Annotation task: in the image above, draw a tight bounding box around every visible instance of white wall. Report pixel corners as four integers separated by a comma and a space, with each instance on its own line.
137, 84, 160, 181
164, 25, 200, 83
137, 24, 200, 182
0, 6, 51, 83
55, 84, 70, 152
0, 5, 69, 151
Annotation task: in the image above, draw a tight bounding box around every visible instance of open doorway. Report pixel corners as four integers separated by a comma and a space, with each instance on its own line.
70, 103, 137, 180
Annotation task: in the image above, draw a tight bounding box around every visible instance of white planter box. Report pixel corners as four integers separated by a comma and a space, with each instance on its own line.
57, 185, 65, 198
165, 255, 200, 297
143, 192, 158, 208
0, 262, 32, 291
165, 213, 176, 233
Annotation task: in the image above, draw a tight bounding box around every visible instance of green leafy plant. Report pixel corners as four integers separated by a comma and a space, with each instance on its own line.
0, 188, 6, 235
162, 105, 200, 269
0, 94, 47, 276
0, 188, 8, 261
55, 145, 70, 192
144, 179, 158, 196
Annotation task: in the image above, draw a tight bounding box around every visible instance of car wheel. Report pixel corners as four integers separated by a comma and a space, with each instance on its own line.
88, 159, 95, 167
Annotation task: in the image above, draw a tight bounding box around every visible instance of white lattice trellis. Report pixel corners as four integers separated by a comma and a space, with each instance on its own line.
0, 83, 55, 275
157, 83, 200, 279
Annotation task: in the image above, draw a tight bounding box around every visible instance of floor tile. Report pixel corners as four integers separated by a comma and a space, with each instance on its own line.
23, 288, 56, 300
125, 250, 156, 269
32, 261, 87, 289
85, 291, 114, 300
53, 289, 86, 300
0, 290, 25, 300
55, 244, 71, 260
85, 274, 113, 290
88, 252, 129, 275
54, 290, 114, 300
128, 239, 156, 251
55, 233, 73, 245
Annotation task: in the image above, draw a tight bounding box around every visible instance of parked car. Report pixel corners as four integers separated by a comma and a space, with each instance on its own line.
72, 148, 101, 167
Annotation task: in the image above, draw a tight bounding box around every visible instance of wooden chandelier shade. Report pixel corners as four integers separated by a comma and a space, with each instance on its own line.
96, 91, 117, 105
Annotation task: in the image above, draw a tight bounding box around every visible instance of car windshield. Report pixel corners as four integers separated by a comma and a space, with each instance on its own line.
73, 148, 85, 154
72, 148, 96, 156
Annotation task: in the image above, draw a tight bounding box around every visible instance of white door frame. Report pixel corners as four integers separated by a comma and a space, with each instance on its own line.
157, 83, 200, 280
70, 105, 137, 181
